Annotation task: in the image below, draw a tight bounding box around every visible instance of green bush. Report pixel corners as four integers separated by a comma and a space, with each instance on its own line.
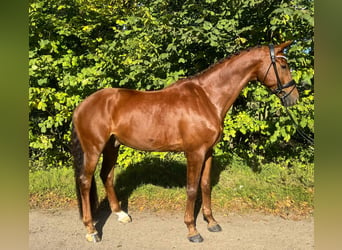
29, 0, 314, 170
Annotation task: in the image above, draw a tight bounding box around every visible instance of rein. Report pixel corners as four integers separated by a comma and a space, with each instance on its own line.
285, 107, 314, 146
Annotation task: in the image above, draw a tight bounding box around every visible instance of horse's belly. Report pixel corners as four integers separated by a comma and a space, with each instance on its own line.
115, 128, 183, 152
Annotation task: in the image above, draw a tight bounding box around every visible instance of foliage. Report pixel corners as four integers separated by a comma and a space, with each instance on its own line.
29, 0, 314, 169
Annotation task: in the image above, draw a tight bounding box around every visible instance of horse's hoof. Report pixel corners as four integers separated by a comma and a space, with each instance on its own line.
85, 231, 100, 243
208, 223, 222, 232
188, 234, 204, 243
116, 211, 132, 224
119, 215, 132, 224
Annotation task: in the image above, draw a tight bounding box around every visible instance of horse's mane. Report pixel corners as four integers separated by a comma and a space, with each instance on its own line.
187, 44, 263, 79
167, 44, 263, 87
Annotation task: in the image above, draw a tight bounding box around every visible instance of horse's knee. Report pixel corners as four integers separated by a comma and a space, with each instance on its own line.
79, 175, 91, 190
186, 187, 198, 200
201, 179, 211, 192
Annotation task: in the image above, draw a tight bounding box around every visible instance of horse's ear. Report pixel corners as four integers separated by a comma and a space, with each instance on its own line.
276, 40, 293, 52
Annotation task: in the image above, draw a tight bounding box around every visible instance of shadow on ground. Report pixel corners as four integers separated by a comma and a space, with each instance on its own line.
93, 155, 230, 239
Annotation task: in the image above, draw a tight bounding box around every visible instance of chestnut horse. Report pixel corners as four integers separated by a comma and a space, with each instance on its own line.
71, 41, 299, 243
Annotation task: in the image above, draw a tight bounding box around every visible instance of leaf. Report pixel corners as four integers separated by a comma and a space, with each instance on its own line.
178, 58, 186, 63
37, 101, 47, 111
300, 119, 307, 128
37, 78, 48, 86
203, 21, 213, 30
116, 20, 126, 25
57, 5, 66, 11
38, 39, 50, 49
40, 124, 46, 133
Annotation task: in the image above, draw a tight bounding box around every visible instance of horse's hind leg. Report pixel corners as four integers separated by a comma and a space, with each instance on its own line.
79, 153, 101, 242
100, 135, 131, 223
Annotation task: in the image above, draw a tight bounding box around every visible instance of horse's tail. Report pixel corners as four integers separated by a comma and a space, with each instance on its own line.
71, 122, 98, 218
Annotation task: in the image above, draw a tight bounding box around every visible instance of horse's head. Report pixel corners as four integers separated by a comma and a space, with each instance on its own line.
257, 41, 299, 107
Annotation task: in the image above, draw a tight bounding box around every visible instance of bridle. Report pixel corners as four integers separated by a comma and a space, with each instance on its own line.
263, 44, 297, 105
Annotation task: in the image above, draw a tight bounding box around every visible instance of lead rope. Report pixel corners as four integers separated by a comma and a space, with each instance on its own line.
285, 107, 314, 146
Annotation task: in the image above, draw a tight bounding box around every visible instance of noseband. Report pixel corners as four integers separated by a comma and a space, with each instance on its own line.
264, 44, 297, 103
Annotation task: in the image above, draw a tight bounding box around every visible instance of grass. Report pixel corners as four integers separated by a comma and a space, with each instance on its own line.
29, 153, 314, 218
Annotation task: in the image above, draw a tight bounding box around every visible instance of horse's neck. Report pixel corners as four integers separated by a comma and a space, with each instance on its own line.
197, 52, 259, 119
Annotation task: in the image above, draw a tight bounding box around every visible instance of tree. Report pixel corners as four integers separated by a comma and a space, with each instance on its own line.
29, 0, 314, 169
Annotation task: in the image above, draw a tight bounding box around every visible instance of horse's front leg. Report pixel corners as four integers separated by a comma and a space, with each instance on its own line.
184, 150, 205, 243
201, 149, 222, 232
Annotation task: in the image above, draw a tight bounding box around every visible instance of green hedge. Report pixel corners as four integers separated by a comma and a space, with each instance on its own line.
29, 0, 314, 170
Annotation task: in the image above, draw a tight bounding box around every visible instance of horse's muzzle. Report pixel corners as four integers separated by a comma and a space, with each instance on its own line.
281, 94, 298, 107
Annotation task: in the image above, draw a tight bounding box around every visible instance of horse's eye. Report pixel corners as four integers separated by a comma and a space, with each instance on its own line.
281, 65, 287, 69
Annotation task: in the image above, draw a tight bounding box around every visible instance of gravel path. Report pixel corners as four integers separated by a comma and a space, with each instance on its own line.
29, 209, 313, 250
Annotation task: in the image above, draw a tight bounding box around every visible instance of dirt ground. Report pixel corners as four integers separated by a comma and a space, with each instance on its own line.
29, 209, 313, 250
